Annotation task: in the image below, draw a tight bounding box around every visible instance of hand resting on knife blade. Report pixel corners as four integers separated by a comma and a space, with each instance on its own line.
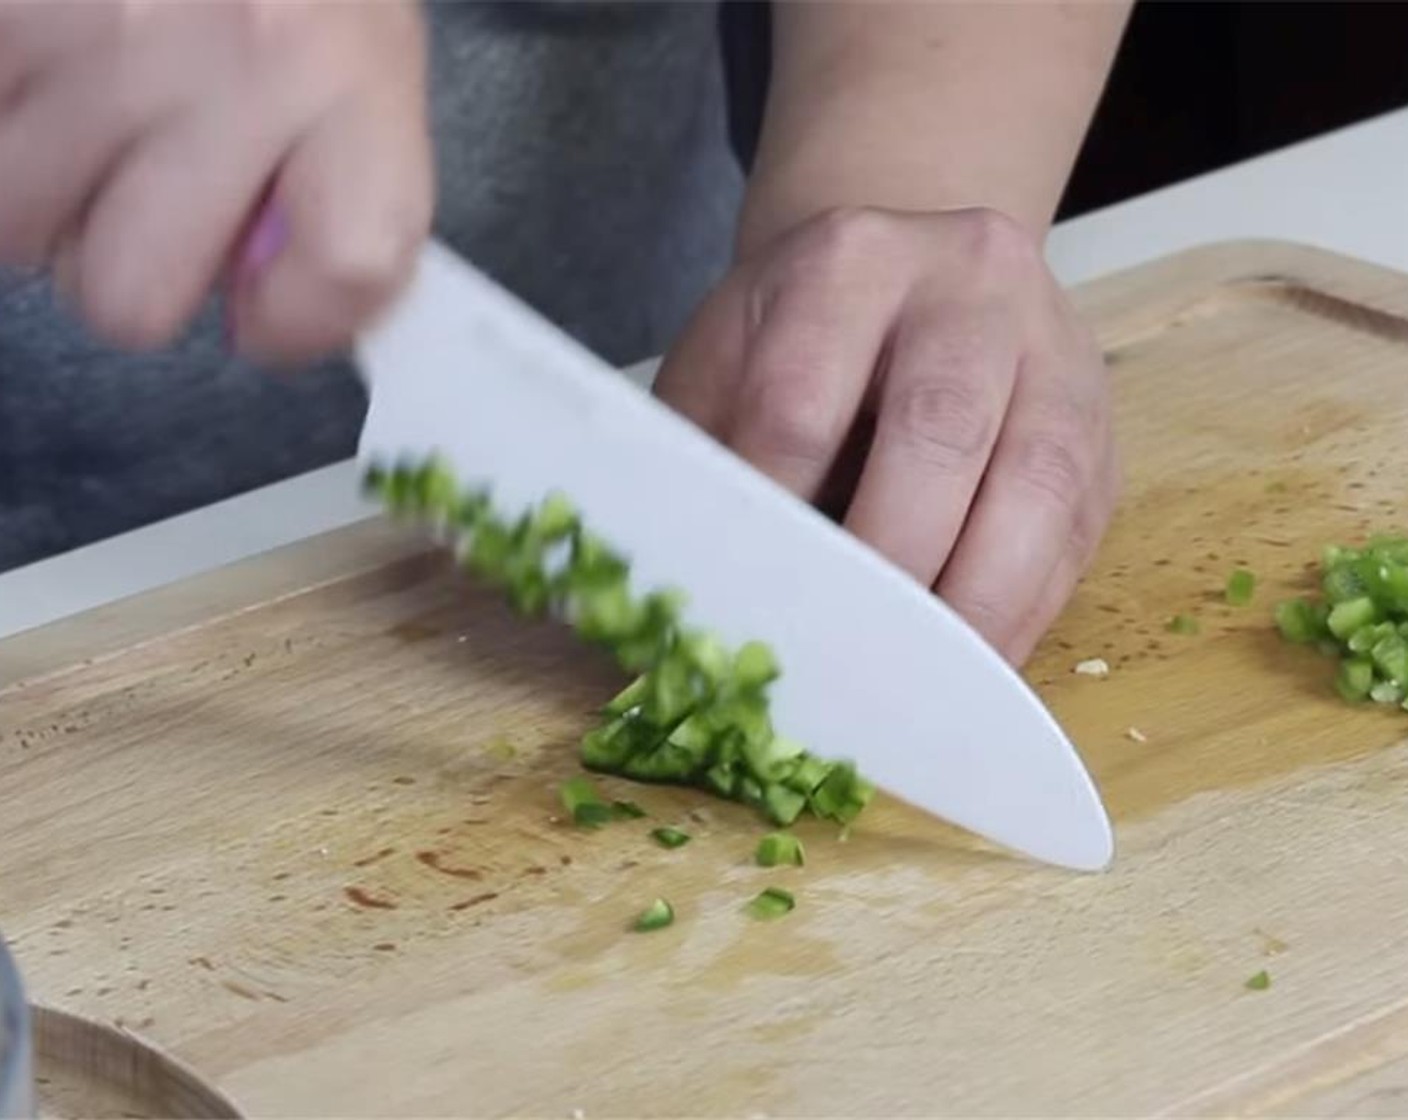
654, 3, 1130, 665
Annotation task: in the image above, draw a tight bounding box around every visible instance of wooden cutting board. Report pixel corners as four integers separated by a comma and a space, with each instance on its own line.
5, 240, 1408, 1118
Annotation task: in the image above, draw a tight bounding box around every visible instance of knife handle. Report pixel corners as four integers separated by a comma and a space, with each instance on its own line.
229, 196, 379, 395
224, 197, 286, 352
234, 199, 288, 284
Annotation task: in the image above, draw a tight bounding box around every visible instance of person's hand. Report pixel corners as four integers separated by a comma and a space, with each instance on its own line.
0, 0, 434, 364
653, 206, 1119, 666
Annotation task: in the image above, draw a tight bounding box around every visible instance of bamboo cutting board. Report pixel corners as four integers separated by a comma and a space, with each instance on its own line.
5, 241, 1408, 1118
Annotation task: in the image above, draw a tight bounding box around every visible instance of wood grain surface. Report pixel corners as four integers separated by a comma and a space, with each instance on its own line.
4, 241, 1408, 1118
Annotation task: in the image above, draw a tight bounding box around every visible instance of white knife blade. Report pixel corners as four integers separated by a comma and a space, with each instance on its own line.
355, 240, 1114, 872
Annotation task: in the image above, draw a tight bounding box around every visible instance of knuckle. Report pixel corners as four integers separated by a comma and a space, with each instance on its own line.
229, 0, 313, 56
0, 157, 59, 268
305, 211, 424, 303
789, 206, 896, 280
887, 376, 994, 469
81, 278, 180, 351
0, 210, 52, 267
78, 249, 181, 352
954, 206, 1039, 287
742, 374, 842, 467
950, 588, 1010, 642
1013, 429, 1088, 512
233, 0, 424, 87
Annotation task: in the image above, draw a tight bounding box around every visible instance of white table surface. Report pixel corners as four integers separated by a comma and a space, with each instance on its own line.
5, 106, 1408, 643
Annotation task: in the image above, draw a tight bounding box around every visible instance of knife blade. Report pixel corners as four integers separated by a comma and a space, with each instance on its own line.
354, 239, 1114, 872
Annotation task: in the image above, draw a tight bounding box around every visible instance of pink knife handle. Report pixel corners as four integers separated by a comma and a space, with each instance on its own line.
225, 197, 287, 350
236, 199, 289, 284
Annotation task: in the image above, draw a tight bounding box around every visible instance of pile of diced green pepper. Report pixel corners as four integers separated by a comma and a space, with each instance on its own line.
362, 454, 875, 827
1276, 536, 1408, 705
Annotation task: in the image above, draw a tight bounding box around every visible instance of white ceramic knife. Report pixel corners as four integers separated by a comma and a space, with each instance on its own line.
354, 239, 1114, 872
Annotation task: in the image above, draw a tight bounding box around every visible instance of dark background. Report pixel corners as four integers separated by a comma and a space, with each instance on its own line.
719, 1, 1408, 221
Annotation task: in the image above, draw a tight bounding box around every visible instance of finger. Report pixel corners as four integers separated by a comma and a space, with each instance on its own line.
51, 231, 81, 304
0, 52, 26, 109
725, 264, 905, 501
231, 90, 435, 367
1005, 426, 1119, 664
0, 2, 118, 87
651, 279, 750, 439
936, 377, 1103, 656
71, 99, 294, 350
841, 300, 1018, 586
0, 60, 142, 266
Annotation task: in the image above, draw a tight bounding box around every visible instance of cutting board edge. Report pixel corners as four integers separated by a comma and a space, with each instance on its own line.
0, 516, 425, 691
1074, 236, 1408, 338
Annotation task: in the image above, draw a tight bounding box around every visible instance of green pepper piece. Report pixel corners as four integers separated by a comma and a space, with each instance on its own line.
1370, 679, 1405, 705
420, 457, 460, 518
531, 492, 579, 540
581, 722, 634, 772
634, 898, 674, 932
755, 831, 806, 867
786, 756, 832, 795
668, 710, 714, 752
650, 827, 691, 849
1225, 568, 1256, 607
760, 784, 805, 827
559, 777, 613, 828
810, 761, 874, 824
1274, 599, 1328, 645
746, 886, 796, 921
1371, 632, 1408, 685
721, 695, 773, 752
1347, 620, 1393, 654
679, 629, 729, 689
1323, 562, 1366, 605
572, 803, 614, 829
734, 641, 781, 690
1166, 613, 1200, 635
642, 650, 698, 725
1328, 597, 1378, 641
1370, 537, 1408, 569
1336, 657, 1375, 703
384, 461, 417, 511
1323, 543, 1357, 569
604, 676, 648, 718
1360, 554, 1408, 613
703, 762, 738, 798
572, 583, 641, 644
465, 519, 514, 584
741, 732, 805, 784
570, 532, 629, 585
506, 564, 551, 617
621, 743, 697, 784
455, 491, 490, 531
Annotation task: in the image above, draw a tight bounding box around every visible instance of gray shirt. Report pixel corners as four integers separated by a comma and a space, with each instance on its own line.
0, 0, 744, 573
